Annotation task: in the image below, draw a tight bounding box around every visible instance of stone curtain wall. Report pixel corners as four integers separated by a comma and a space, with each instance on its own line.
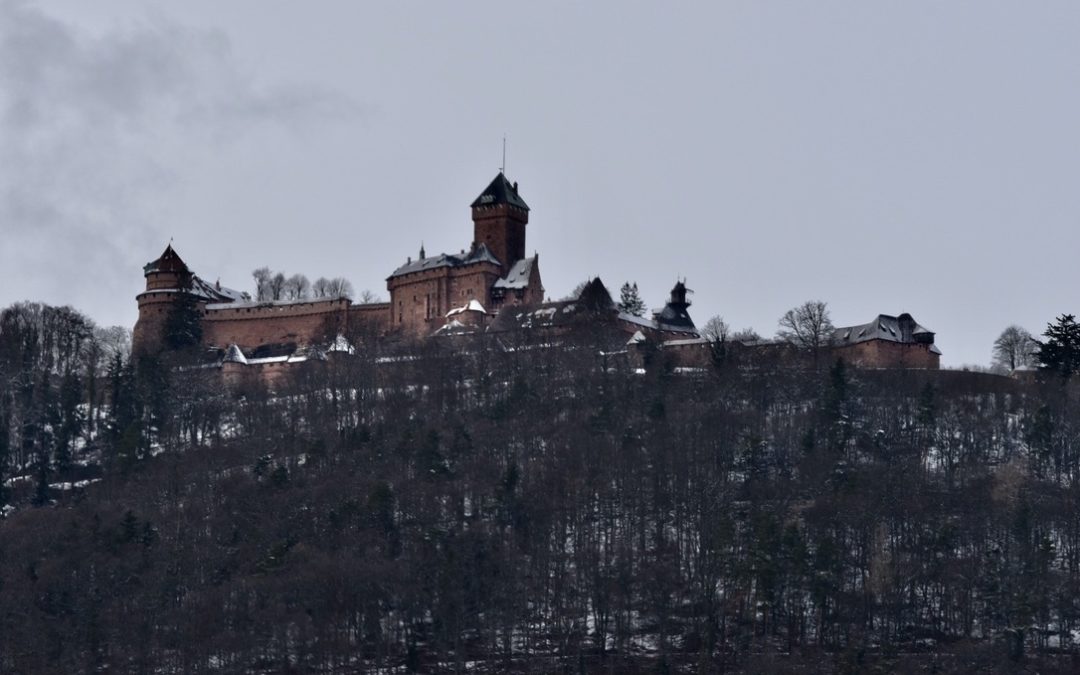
835, 340, 940, 369
202, 299, 350, 350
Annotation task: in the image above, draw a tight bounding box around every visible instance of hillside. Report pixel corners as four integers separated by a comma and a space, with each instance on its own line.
2, 302, 1080, 673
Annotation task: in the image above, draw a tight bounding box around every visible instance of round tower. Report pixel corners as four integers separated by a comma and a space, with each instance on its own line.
132, 244, 195, 355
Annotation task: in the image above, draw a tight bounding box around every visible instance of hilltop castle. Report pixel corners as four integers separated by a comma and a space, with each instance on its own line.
132, 172, 942, 374
133, 173, 697, 363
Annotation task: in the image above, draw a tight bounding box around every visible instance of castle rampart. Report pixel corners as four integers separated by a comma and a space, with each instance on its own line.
201, 298, 350, 351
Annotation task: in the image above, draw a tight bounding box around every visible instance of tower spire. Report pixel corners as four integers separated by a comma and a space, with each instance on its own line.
500, 134, 506, 175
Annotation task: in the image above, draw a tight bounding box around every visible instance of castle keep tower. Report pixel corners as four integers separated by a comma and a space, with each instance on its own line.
385, 173, 542, 335
471, 173, 529, 277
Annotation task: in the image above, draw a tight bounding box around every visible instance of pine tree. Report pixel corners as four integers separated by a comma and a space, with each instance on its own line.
163, 291, 203, 352
617, 282, 646, 317
1035, 314, 1080, 378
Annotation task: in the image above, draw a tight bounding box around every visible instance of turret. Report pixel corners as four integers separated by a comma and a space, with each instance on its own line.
654, 281, 696, 331
132, 244, 197, 355
471, 173, 529, 277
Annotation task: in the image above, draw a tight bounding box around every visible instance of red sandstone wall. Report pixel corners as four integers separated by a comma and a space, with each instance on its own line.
836, 340, 939, 369
348, 302, 391, 336
472, 203, 527, 276
133, 292, 206, 355
389, 269, 451, 334
388, 264, 499, 335
202, 299, 349, 350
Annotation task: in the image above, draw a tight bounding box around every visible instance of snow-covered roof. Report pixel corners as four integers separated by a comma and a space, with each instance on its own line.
433, 319, 476, 336
663, 337, 709, 347
627, 330, 648, 345
327, 334, 355, 355
387, 243, 501, 279
618, 312, 654, 328
493, 256, 537, 290
190, 275, 249, 303
617, 311, 698, 336
446, 299, 487, 317
223, 344, 248, 365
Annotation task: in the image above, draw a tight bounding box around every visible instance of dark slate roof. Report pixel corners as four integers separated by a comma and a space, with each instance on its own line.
655, 304, 696, 331
650, 281, 696, 332
470, 173, 529, 210
834, 313, 941, 354
143, 244, 189, 275
140, 245, 250, 303
189, 275, 249, 303
577, 277, 615, 311
387, 243, 501, 279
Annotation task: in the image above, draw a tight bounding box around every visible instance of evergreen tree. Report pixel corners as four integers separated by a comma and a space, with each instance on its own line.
617, 282, 646, 317
105, 353, 142, 472
53, 369, 83, 475
163, 290, 203, 352
1035, 314, 1080, 378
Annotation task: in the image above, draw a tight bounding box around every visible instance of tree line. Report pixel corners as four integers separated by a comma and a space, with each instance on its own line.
251, 268, 381, 304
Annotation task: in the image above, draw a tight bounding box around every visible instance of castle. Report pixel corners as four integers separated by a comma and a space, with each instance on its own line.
133, 172, 941, 374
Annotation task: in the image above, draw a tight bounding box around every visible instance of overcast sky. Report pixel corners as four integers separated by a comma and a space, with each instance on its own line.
3, 1, 1079, 367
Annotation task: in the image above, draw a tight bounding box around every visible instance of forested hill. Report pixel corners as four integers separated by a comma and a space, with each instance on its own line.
2, 302, 1080, 673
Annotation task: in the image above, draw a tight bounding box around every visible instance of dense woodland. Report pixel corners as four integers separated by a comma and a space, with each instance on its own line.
3, 302, 1080, 673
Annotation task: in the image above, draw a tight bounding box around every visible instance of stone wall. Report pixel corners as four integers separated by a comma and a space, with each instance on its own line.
132, 292, 179, 355
388, 263, 500, 335
202, 299, 349, 350
834, 340, 940, 369
471, 202, 527, 276
347, 302, 391, 336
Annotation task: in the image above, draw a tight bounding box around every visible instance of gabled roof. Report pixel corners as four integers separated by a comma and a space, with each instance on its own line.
493, 256, 537, 290
387, 242, 501, 279
834, 313, 940, 353
470, 172, 529, 210
190, 275, 249, 303
446, 299, 487, 317
223, 344, 248, 365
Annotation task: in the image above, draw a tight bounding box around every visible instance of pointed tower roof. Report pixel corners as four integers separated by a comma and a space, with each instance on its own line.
471, 172, 529, 210
143, 244, 190, 275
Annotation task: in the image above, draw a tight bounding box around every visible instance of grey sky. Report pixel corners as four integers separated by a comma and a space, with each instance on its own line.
3, 1, 1079, 367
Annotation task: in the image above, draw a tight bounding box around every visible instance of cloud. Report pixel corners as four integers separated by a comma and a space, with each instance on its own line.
0, 1, 360, 321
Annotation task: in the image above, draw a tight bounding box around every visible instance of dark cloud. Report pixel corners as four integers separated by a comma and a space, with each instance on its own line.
0, 1, 359, 322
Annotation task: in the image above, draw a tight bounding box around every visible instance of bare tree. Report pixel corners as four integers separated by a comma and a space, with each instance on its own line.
326, 277, 354, 299
562, 279, 591, 301
252, 267, 273, 301
283, 274, 311, 301
357, 289, 382, 304
93, 326, 131, 361
700, 315, 730, 342
311, 277, 332, 298
777, 300, 834, 365
992, 325, 1037, 372
730, 327, 762, 343
268, 272, 287, 301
